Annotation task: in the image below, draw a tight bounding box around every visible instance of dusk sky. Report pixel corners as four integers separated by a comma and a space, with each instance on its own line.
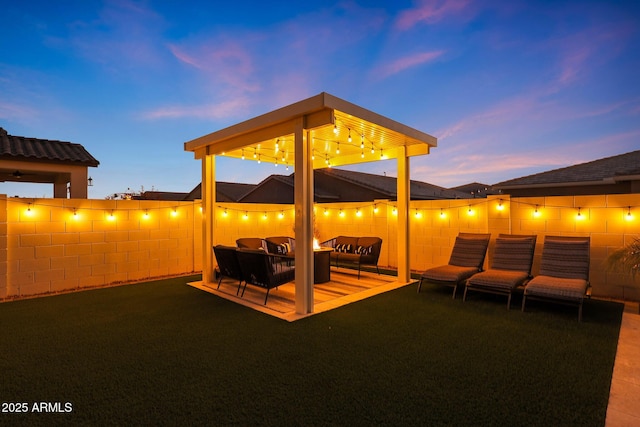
1, 0, 639, 199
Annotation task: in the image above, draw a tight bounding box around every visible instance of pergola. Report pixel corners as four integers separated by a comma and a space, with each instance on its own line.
184, 93, 437, 314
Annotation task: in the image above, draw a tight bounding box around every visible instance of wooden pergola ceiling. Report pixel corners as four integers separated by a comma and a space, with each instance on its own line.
185, 93, 437, 169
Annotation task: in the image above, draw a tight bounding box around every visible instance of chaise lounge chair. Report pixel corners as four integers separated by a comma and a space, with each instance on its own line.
463, 234, 537, 309
417, 233, 491, 298
522, 236, 591, 321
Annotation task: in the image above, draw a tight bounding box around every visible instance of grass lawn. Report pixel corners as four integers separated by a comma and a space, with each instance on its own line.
0, 274, 623, 426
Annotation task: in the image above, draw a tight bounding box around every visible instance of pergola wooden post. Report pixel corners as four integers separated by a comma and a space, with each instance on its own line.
184, 93, 437, 315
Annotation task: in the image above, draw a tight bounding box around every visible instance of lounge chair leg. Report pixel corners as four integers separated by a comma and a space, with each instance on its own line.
240, 283, 247, 297
236, 281, 242, 296
452, 285, 457, 299
376, 265, 380, 275
507, 293, 512, 310
463, 286, 468, 302
521, 294, 526, 312
264, 289, 270, 305
578, 301, 583, 322
217, 277, 222, 289
417, 278, 423, 293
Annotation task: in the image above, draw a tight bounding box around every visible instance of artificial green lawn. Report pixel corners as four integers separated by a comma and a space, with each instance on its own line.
0, 275, 623, 426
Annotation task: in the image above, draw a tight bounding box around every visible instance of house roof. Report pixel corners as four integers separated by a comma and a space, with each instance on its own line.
318, 168, 469, 200
0, 127, 99, 167
184, 181, 258, 202
494, 150, 640, 189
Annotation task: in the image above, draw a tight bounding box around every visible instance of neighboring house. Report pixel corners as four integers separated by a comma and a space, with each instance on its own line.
494, 150, 640, 197
234, 168, 469, 204
450, 182, 498, 198
181, 182, 258, 202
0, 127, 99, 198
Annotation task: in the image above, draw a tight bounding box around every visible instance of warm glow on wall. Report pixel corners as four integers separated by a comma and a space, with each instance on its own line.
533, 205, 541, 218
625, 206, 634, 221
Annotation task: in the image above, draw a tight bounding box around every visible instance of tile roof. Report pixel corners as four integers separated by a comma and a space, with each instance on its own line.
494, 150, 640, 188
0, 127, 99, 166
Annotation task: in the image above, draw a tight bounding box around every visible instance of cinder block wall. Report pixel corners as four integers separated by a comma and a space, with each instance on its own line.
2, 193, 639, 301
2, 197, 199, 299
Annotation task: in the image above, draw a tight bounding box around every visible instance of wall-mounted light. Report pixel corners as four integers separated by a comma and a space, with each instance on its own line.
88, 177, 93, 187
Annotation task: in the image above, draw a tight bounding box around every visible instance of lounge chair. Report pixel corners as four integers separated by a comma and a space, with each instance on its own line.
522, 236, 591, 321
235, 248, 295, 305
463, 234, 537, 309
417, 233, 491, 298
212, 245, 244, 295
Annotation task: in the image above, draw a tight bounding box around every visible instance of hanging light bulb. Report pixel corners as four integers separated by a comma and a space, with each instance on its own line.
371, 143, 375, 154
348, 130, 352, 143
360, 134, 365, 149
626, 206, 633, 221
333, 124, 338, 135
253, 148, 257, 158
497, 199, 504, 211
336, 142, 340, 154
275, 139, 279, 153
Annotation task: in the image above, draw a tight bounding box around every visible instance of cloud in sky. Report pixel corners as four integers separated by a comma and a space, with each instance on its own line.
395, 0, 474, 30
373, 50, 445, 79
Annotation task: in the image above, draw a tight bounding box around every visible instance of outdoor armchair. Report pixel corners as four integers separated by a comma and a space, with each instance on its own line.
212, 245, 244, 295
464, 234, 537, 309
321, 236, 383, 279
235, 248, 295, 305
522, 236, 591, 321
418, 233, 491, 298
236, 237, 267, 251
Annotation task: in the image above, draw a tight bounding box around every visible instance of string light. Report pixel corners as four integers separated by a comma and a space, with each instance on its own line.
279, 211, 284, 219
440, 208, 446, 219
576, 207, 584, 220
336, 142, 340, 154
533, 204, 541, 218
107, 210, 116, 221
143, 210, 149, 219
171, 208, 178, 217
356, 208, 362, 217
339, 209, 344, 217
497, 199, 504, 211
241, 149, 245, 160
348, 130, 352, 143
625, 206, 633, 221
333, 124, 338, 135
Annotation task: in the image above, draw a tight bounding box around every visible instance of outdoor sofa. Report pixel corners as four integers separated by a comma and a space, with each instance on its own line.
321, 236, 382, 279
